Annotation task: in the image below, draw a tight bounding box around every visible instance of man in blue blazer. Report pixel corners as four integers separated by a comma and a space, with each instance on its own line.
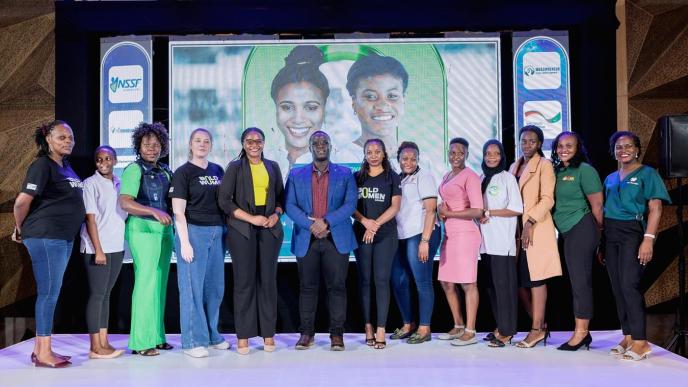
285, 131, 357, 351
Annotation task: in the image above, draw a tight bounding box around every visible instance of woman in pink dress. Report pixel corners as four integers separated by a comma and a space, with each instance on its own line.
438, 138, 484, 346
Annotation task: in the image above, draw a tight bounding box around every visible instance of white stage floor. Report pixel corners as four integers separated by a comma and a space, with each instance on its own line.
1, 330, 686, 387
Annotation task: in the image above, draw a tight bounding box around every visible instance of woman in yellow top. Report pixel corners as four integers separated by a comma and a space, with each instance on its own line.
218, 128, 285, 355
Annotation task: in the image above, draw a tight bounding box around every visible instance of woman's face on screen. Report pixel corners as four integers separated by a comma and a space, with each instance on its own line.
276, 81, 326, 150
351, 74, 405, 137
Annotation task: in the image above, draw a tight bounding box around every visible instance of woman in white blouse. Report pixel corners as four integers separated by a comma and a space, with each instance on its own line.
478, 140, 523, 347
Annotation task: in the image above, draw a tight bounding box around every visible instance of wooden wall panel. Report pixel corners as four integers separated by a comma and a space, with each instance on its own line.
618, 0, 688, 306
0, 1, 54, 310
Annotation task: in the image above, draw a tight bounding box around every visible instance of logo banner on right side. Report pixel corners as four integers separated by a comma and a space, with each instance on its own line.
513, 31, 570, 158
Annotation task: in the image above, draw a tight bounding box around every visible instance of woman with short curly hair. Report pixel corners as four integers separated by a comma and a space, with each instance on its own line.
118, 122, 174, 356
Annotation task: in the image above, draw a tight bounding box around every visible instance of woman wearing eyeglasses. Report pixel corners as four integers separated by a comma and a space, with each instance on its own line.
218, 127, 285, 355
602, 131, 669, 361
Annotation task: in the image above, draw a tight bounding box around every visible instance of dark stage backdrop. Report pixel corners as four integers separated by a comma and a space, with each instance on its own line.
50, 1, 620, 335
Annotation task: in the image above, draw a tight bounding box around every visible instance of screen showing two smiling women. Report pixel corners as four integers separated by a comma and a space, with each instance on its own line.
169, 38, 502, 260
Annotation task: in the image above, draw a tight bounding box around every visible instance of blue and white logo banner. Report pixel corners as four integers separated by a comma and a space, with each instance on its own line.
513, 32, 570, 157
100, 37, 153, 175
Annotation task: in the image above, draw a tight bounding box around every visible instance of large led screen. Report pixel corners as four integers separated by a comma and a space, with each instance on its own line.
169, 38, 502, 261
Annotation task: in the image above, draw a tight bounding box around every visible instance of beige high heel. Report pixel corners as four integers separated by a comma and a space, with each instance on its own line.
516, 328, 550, 348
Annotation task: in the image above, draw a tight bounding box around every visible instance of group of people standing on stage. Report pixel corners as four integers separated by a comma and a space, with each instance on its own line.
12, 117, 669, 367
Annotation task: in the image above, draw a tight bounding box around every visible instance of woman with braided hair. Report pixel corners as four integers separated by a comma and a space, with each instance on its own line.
12, 120, 85, 368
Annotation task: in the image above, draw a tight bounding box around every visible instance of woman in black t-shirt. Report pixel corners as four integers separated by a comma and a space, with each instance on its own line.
170, 128, 228, 358
12, 120, 85, 368
353, 139, 401, 349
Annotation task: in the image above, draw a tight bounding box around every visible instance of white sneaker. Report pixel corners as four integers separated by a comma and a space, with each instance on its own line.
210, 341, 230, 350
184, 346, 209, 358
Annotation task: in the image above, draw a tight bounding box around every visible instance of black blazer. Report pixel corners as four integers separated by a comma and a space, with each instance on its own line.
217, 157, 284, 240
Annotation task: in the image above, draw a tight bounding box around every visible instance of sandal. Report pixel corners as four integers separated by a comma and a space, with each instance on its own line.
622, 349, 651, 361
609, 344, 629, 355
515, 328, 550, 348
156, 343, 173, 350
365, 325, 375, 346
132, 348, 159, 356
450, 328, 478, 346
438, 325, 465, 340
373, 340, 387, 349
483, 331, 497, 341
488, 335, 513, 348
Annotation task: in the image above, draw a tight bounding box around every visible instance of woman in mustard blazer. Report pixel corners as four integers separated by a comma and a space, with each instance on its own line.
509, 126, 562, 348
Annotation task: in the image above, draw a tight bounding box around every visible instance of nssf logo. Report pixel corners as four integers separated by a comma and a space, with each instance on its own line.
110, 77, 142, 93
108, 65, 144, 103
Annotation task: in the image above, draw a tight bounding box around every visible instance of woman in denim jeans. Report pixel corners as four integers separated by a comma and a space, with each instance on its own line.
119, 122, 174, 356
171, 128, 228, 358
390, 141, 441, 344
12, 120, 86, 368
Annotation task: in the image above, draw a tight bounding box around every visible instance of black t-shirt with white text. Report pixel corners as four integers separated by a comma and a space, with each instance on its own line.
354, 170, 402, 238
21, 156, 86, 240
170, 161, 225, 226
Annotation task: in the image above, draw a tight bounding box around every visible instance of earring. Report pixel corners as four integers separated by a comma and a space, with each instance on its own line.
635, 153, 639, 159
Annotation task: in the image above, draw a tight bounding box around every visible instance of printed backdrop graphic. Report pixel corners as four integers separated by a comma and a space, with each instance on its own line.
169, 38, 502, 261
513, 33, 571, 158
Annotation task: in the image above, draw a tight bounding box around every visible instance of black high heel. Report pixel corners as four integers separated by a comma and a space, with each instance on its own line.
557, 332, 592, 351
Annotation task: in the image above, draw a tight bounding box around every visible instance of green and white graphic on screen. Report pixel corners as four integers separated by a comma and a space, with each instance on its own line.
169, 38, 501, 261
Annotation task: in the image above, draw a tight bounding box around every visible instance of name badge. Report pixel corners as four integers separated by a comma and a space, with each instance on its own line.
628, 177, 640, 186
562, 176, 575, 181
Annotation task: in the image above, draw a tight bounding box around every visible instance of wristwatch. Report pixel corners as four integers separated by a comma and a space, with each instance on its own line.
483, 209, 491, 218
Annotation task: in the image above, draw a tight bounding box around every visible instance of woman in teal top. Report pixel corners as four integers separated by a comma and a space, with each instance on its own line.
603, 131, 670, 361
551, 132, 603, 351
